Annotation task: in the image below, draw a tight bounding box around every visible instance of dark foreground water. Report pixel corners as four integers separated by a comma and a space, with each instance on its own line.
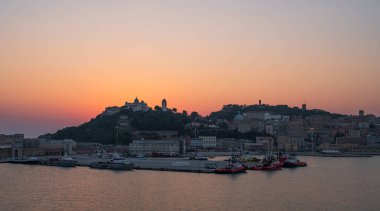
1, 156, 380, 211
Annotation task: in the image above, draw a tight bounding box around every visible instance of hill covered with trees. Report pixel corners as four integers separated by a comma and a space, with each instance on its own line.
39, 108, 190, 145
39, 103, 345, 144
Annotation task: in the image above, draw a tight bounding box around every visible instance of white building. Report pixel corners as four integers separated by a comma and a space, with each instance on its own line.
124, 97, 150, 112
128, 139, 180, 156
256, 136, 274, 151
198, 136, 217, 148
244, 111, 281, 121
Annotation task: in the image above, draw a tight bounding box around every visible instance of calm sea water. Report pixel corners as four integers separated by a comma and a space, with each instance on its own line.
1, 156, 380, 211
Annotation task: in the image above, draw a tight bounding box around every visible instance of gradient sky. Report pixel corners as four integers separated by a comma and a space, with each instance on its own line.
1, 0, 379, 137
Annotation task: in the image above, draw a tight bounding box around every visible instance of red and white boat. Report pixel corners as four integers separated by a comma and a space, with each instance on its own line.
214, 162, 246, 174
282, 154, 307, 168
250, 162, 282, 171
250, 154, 283, 171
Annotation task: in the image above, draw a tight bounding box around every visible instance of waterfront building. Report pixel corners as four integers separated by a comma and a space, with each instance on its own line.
277, 135, 299, 152
336, 137, 365, 145
0, 145, 12, 158
256, 136, 274, 151
244, 142, 266, 151
189, 138, 203, 150
128, 139, 181, 156
198, 136, 217, 149
10, 138, 77, 158
216, 138, 254, 151
288, 120, 304, 137
131, 130, 178, 140
348, 128, 361, 137
366, 135, 380, 147
0, 134, 24, 145
124, 97, 150, 112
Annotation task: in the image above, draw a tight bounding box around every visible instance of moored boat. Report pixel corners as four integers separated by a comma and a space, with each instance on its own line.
40, 156, 77, 167
250, 154, 282, 171
90, 152, 134, 170
189, 153, 208, 160
8, 156, 39, 165
251, 162, 283, 171
321, 149, 340, 154
238, 155, 261, 163
214, 162, 246, 174
282, 154, 307, 168
90, 159, 134, 170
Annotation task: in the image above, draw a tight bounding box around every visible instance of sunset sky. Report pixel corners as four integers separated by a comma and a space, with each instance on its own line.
1, 0, 379, 137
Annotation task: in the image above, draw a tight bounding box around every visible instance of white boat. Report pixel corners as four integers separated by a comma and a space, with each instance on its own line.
8, 156, 39, 165
90, 152, 134, 170
59, 155, 78, 167
40, 152, 77, 167
90, 160, 134, 170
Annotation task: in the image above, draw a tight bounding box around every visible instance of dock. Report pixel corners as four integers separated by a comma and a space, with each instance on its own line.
70, 155, 227, 173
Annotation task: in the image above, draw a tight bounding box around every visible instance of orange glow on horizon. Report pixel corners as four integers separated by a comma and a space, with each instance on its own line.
0, 1, 379, 137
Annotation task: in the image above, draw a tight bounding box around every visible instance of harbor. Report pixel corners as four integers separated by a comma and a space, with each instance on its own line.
1, 156, 380, 210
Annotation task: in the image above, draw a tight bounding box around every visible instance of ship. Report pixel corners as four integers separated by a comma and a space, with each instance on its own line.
214, 162, 246, 174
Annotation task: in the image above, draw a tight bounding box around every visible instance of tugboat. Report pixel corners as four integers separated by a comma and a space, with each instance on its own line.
282, 154, 307, 168
250, 154, 282, 171
214, 162, 246, 174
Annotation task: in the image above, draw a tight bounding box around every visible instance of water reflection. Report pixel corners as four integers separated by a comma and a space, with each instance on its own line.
0, 156, 379, 210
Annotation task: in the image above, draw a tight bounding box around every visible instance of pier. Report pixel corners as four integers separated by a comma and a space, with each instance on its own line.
73, 155, 225, 173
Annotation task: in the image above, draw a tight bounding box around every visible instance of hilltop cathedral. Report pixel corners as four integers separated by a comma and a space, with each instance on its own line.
124, 97, 168, 112
124, 97, 150, 112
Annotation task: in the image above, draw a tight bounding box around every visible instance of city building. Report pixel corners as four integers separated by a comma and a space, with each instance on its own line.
198, 136, 217, 149
128, 139, 181, 156
336, 137, 365, 145
367, 136, 380, 147
277, 135, 299, 151
216, 138, 254, 151
11, 139, 77, 159
244, 111, 281, 121
0, 134, 24, 145
256, 136, 274, 151
189, 138, 204, 149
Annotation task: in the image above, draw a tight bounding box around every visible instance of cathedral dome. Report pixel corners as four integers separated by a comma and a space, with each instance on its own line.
233, 112, 245, 122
